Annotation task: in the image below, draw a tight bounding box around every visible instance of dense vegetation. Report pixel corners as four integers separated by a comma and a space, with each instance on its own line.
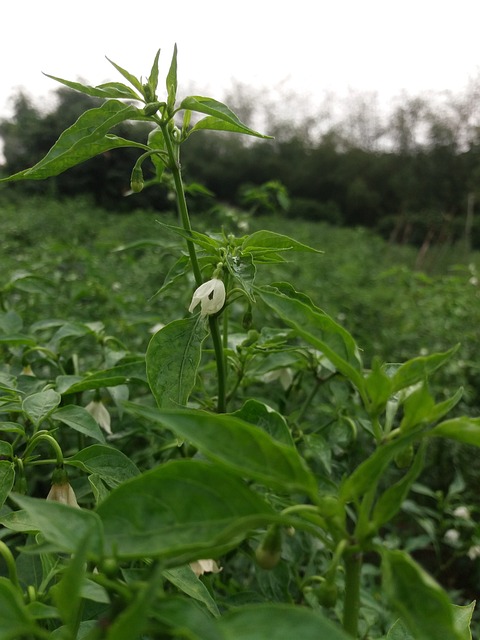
1, 50, 480, 638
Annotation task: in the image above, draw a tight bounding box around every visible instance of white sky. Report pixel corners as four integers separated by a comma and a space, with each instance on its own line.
1, 0, 480, 120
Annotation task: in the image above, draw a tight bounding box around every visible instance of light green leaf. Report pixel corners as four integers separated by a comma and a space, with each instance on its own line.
146, 317, 208, 408
128, 407, 317, 497
390, 346, 459, 393
1, 101, 147, 182
95, 459, 276, 561
10, 495, 103, 559
52, 405, 106, 443
258, 284, 365, 394
0, 461, 15, 509
166, 44, 178, 109
148, 49, 161, 99
231, 399, 294, 446
453, 601, 475, 640
56, 358, 146, 394
22, 389, 61, 427
382, 549, 461, 640
67, 444, 139, 488
53, 534, 90, 633
106, 56, 144, 93
427, 417, 480, 447
44, 74, 141, 100
163, 565, 220, 617
181, 96, 272, 139
242, 230, 321, 254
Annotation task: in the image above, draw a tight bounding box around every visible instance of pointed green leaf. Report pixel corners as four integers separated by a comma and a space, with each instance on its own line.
372, 443, 426, 528
148, 49, 161, 99
231, 399, 295, 446
391, 346, 460, 393
382, 550, 461, 640
163, 566, 220, 617
22, 389, 61, 427
44, 73, 141, 100
0, 461, 15, 509
106, 56, 144, 93
126, 406, 317, 497
52, 405, 106, 443
452, 601, 475, 640
242, 230, 321, 254
427, 417, 480, 447
181, 96, 272, 139
53, 534, 90, 632
166, 44, 178, 109
95, 459, 276, 560
258, 284, 365, 394
10, 494, 103, 559
146, 317, 208, 408
1, 101, 147, 182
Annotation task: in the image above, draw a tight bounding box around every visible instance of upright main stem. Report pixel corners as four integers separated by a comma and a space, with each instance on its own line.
343, 550, 362, 638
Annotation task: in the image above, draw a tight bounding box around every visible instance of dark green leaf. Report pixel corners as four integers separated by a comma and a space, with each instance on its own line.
163, 566, 220, 617
95, 459, 276, 560
146, 317, 208, 408
22, 389, 61, 427
67, 444, 139, 488
52, 405, 106, 443
130, 407, 317, 497
231, 399, 294, 446
0, 577, 38, 640
0, 461, 15, 509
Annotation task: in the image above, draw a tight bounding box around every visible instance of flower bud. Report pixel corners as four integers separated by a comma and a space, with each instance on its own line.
143, 101, 162, 116
190, 559, 222, 577
314, 581, 338, 608
394, 444, 414, 469
85, 400, 112, 435
255, 525, 282, 570
130, 166, 144, 193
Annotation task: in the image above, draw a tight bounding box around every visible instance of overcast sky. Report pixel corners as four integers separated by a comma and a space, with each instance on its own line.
1, 0, 480, 120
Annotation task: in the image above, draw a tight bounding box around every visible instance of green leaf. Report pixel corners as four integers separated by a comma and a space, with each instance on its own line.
153, 596, 222, 640
52, 405, 106, 443
147, 127, 167, 182
44, 74, 141, 100
0, 461, 15, 509
146, 317, 208, 408
386, 618, 414, 639
53, 534, 90, 633
1, 101, 147, 182
382, 550, 461, 640
0, 577, 38, 640
67, 444, 139, 488
131, 407, 317, 497
22, 389, 61, 427
258, 284, 365, 394
427, 417, 480, 447
95, 459, 275, 561
163, 565, 220, 617
218, 603, 352, 639
390, 346, 459, 393
372, 443, 426, 528
166, 44, 178, 109
106, 56, 144, 93
10, 494, 103, 559
181, 96, 272, 139
147, 48, 161, 100
340, 431, 420, 502
452, 602, 475, 640
56, 357, 146, 394
231, 399, 295, 446
242, 230, 321, 255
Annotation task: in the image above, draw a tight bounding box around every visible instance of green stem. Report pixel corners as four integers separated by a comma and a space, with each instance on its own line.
209, 315, 227, 413
343, 550, 362, 638
0, 541, 20, 590
24, 432, 64, 466
160, 122, 202, 285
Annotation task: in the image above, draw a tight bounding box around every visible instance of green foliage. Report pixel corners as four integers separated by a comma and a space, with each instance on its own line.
1, 45, 480, 640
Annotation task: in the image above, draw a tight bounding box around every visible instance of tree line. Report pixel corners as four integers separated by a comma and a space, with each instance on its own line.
2, 81, 480, 247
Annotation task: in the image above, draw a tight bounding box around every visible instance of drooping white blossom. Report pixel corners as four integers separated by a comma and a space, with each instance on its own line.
188, 278, 226, 316
86, 400, 112, 435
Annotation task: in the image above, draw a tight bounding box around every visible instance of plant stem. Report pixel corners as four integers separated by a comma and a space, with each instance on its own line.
209, 315, 227, 413
343, 550, 362, 638
160, 122, 202, 285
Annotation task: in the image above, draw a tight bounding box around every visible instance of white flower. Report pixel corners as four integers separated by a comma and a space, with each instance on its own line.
86, 400, 112, 435
444, 528, 460, 544
188, 278, 226, 316
47, 480, 80, 508
189, 559, 222, 576
453, 506, 471, 520
468, 545, 480, 560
